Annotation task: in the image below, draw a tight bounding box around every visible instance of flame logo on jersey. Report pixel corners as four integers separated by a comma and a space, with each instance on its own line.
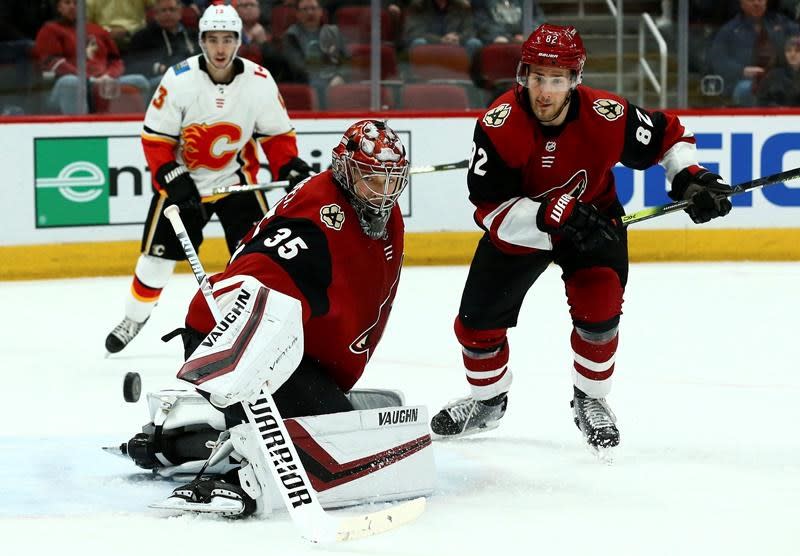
181, 122, 243, 171
534, 169, 589, 201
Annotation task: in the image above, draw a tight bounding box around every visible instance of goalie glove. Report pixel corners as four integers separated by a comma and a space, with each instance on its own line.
668, 165, 733, 224
156, 161, 201, 209
278, 156, 313, 191
537, 194, 621, 252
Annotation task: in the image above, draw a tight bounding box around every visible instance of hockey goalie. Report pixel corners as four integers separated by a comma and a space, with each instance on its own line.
113, 120, 434, 517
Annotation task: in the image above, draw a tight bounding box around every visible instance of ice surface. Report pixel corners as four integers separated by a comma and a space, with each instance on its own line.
0, 263, 797, 555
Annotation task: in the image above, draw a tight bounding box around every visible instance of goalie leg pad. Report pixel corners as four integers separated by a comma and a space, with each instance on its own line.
223, 405, 434, 511
177, 275, 304, 408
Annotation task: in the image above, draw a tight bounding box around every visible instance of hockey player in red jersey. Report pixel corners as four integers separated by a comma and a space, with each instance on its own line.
105, 3, 312, 355
429, 24, 733, 451
116, 120, 434, 517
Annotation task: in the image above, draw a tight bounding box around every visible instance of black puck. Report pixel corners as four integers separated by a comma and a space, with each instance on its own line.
123, 372, 141, 403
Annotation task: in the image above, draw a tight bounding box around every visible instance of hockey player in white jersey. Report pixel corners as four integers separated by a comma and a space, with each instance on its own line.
105, 3, 312, 354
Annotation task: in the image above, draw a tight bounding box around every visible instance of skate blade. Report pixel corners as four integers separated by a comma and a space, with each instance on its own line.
431, 421, 501, 441
587, 444, 616, 464
149, 496, 244, 517
101, 445, 128, 459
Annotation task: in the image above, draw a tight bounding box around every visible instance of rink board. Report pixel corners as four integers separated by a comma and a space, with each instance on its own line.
1, 111, 800, 278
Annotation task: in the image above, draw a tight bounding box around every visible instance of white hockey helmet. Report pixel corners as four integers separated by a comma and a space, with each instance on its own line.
198, 3, 242, 68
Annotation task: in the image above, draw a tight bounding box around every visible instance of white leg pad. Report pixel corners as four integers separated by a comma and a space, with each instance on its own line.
227, 405, 434, 511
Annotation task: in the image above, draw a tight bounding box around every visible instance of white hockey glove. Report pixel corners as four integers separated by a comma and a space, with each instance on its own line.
176, 275, 304, 408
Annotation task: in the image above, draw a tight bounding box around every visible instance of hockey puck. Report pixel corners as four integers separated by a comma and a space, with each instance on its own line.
123, 372, 141, 403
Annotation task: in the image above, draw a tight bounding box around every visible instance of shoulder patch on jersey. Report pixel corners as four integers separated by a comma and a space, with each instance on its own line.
483, 103, 512, 128
592, 98, 624, 121
173, 61, 191, 75
320, 204, 345, 230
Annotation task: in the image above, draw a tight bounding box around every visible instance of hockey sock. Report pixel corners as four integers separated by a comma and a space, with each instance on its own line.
125, 254, 176, 322
570, 327, 618, 399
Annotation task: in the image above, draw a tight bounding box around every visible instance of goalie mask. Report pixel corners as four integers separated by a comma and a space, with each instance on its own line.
332, 120, 409, 239
198, 4, 242, 70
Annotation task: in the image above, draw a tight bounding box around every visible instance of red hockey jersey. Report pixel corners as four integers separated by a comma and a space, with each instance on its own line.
185, 170, 404, 392
469, 85, 699, 254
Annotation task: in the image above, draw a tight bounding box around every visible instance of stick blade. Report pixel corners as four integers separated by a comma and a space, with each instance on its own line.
331, 497, 426, 542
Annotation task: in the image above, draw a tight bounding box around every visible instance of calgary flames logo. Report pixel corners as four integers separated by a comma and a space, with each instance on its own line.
534, 169, 589, 201
181, 122, 242, 171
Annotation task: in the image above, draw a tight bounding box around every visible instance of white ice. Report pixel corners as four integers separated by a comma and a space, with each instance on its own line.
0, 263, 797, 556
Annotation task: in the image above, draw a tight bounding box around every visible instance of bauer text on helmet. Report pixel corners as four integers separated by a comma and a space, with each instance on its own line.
516, 23, 587, 89
332, 120, 409, 239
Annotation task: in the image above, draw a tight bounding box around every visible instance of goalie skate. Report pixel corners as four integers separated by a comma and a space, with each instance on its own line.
105, 316, 148, 354
150, 478, 256, 518
571, 394, 619, 459
429, 394, 507, 439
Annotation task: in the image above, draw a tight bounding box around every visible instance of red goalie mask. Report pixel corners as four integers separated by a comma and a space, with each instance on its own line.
332, 120, 409, 238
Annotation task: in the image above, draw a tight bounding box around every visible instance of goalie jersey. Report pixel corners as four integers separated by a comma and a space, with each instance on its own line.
141, 54, 299, 197
185, 171, 405, 392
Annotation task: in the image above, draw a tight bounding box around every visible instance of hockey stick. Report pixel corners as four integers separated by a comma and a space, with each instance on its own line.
211, 158, 470, 195
162, 204, 425, 543
621, 166, 800, 226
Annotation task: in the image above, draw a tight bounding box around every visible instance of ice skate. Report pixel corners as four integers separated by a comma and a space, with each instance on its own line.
571, 389, 619, 459
105, 316, 148, 354
150, 478, 256, 518
430, 393, 507, 439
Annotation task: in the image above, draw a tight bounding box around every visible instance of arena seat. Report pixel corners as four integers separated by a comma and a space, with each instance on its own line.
278, 83, 319, 111
325, 83, 394, 111
401, 83, 469, 110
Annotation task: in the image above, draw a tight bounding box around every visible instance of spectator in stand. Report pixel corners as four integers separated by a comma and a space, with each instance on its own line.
778, 0, 800, 20
283, 0, 348, 91
708, 0, 799, 106
127, 0, 198, 94
235, 0, 303, 82
0, 0, 54, 40
474, 0, 542, 45
87, 0, 154, 50
404, 0, 482, 57
757, 34, 800, 105
35, 0, 150, 114
236, 0, 270, 45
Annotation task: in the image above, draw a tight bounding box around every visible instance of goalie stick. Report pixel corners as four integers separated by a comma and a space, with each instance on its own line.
162, 204, 425, 543
211, 158, 470, 195
622, 166, 800, 226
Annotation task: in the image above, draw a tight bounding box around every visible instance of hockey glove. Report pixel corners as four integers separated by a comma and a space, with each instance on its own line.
156, 161, 201, 209
537, 194, 621, 252
278, 156, 313, 191
669, 165, 733, 224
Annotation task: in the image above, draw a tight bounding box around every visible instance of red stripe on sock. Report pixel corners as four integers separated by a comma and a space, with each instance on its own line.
132, 276, 162, 302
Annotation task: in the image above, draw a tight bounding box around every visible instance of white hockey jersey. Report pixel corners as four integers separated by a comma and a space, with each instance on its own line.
141, 55, 297, 198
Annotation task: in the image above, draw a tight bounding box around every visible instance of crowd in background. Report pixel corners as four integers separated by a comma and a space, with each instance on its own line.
3, 0, 800, 115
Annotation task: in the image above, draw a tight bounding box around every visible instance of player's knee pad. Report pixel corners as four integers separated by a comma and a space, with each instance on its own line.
178, 275, 304, 408
454, 315, 508, 351
565, 267, 624, 325
224, 405, 434, 513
